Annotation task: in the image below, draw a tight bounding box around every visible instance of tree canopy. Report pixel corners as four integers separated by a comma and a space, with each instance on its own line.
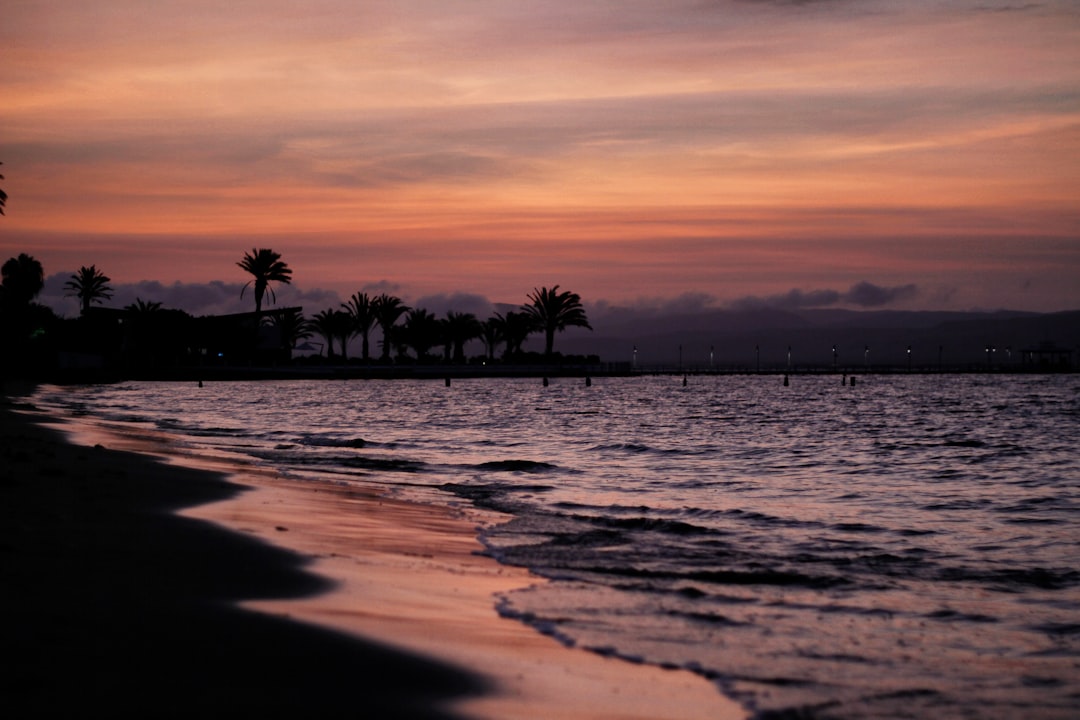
522, 285, 592, 356
64, 265, 113, 316
238, 248, 292, 313
1, 254, 44, 306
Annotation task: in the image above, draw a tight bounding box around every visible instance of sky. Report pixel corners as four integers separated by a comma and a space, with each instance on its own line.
3, 0, 1079, 319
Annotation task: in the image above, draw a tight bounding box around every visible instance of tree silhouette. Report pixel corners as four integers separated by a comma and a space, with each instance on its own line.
443, 311, 481, 363
311, 309, 340, 359
65, 265, 113, 316
479, 317, 503, 361
125, 298, 162, 313
237, 248, 292, 314
342, 292, 376, 362
1, 254, 50, 358
270, 308, 312, 353
332, 311, 353, 362
402, 308, 441, 361
495, 310, 535, 359
372, 293, 409, 362
2, 254, 45, 306
122, 298, 191, 367
522, 285, 591, 357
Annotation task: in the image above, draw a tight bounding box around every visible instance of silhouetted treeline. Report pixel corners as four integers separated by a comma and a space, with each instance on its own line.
1, 251, 596, 381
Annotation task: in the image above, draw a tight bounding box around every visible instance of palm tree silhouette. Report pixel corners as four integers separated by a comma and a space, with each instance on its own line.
495, 310, 536, 359
237, 248, 292, 313
522, 285, 592, 357
125, 298, 162, 313
270, 308, 312, 353
402, 308, 441, 361
311, 309, 342, 359
372, 293, 409, 362
64, 265, 113, 316
2, 254, 45, 306
443, 311, 481, 363
479, 317, 503, 362
342, 292, 377, 362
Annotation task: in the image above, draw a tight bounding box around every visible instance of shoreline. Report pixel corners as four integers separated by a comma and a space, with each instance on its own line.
1, 392, 746, 719
17, 362, 1076, 387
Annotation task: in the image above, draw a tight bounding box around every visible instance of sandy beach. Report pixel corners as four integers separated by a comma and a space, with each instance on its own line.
1, 391, 745, 720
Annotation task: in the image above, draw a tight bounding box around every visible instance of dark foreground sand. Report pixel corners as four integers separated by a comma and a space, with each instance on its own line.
0, 391, 744, 720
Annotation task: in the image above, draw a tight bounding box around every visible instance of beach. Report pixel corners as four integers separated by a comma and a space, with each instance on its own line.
0, 390, 745, 720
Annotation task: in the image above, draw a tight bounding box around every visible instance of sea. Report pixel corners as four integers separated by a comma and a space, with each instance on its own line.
31, 374, 1080, 719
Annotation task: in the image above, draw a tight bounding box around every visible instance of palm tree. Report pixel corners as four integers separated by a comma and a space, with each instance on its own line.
237, 248, 292, 313
522, 285, 592, 357
342, 292, 377, 362
402, 308, 441, 361
310, 309, 340, 359
444, 311, 481, 363
372, 293, 409, 362
122, 298, 164, 365
125, 298, 162, 313
479, 317, 504, 361
495, 310, 535, 359
269, 308, 312, 353
64, 265, 113, 316
385, 324, 410, 361
1, 254, 45, 306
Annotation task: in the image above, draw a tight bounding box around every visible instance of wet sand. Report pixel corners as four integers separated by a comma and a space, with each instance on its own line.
0, 394, 745, 719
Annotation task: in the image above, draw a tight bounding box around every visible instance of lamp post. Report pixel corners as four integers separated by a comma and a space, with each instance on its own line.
907, 345, 912, 372
832, 344, 838, 371
864, 345, 870, 369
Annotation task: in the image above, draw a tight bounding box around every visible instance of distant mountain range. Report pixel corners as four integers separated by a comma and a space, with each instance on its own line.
549, 308, 1080, 369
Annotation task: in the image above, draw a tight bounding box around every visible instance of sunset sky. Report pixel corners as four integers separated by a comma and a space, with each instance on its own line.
3, 0, 1079, 318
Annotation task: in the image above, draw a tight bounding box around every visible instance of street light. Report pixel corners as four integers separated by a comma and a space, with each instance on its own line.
907, 345, 912, 372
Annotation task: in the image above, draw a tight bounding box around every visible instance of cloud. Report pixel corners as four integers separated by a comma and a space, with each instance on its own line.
352, 280, 403, 296
844, 281, 918, 307
729, 282, 918, 310
411, 292, 494, 318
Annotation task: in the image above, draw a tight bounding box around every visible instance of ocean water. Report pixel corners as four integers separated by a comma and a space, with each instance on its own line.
33, 375, 1080, 719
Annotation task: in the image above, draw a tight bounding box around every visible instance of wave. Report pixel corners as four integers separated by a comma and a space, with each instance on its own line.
472, 459, 560, 473
258, 450, 427, 474
299, 435, 376, 448
586, 442, 708, 456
